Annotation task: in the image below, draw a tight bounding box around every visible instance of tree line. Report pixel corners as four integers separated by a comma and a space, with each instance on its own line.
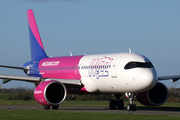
0, 87, 180, 102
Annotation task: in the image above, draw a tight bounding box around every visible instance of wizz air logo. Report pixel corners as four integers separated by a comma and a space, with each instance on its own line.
89, 56, 113, 79
41, 61, 60, 66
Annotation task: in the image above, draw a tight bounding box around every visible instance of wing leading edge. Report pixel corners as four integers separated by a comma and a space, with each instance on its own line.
158, 75, 180, 82
0, 74, 81, 87
0, 74, 40, 84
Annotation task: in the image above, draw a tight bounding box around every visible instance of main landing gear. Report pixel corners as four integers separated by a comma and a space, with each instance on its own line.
44, 105, 59, 110
109, 92, 137, 111
125, 92, 136, 111
109, 94, 124, 110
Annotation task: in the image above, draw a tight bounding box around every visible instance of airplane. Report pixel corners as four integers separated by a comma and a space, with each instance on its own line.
1, 9, 180, 111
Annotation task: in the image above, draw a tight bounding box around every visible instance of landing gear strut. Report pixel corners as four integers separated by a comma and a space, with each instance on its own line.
44, 105, 50, 110
125, 92, 136, 111
52, 105, 59, 110
109, 94, 124, 110
43, 105, 59, 110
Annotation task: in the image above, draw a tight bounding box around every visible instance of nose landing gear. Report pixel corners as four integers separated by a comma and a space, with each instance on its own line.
125, 92, 136, 111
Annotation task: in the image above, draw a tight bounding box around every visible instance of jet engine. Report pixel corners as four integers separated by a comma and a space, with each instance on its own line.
136, 82, 168, 106
34, 80, 67, 105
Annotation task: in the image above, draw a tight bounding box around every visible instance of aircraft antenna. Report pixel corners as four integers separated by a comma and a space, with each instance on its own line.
129, 48, 132, 53
70, 52, 72, 57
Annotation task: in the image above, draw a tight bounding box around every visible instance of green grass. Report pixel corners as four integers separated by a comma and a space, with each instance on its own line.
0, 100, 180, 119
0, 100, 40, 106
0, 100, 143, 107
62, 101, 180, 111
0, 109, 180, 120
62, 100, 180, 107
1, 100, 180, 108
0, 94, 13, 100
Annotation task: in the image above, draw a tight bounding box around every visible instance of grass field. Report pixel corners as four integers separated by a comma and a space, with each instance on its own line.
1, 100, 180, 109
1, 95, 180, 119
0, 94, 13, 100
0, 109, 180, 120
0, 100, 180, 119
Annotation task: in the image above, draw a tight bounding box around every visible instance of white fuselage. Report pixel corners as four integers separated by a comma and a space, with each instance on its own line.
79, 53, 158, 93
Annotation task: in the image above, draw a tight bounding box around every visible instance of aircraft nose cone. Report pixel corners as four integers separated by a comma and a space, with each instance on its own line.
140, 69, 157, 91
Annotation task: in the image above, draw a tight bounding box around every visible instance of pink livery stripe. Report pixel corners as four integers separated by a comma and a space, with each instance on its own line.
39, 55, 84, 80
27, 9, 44, 50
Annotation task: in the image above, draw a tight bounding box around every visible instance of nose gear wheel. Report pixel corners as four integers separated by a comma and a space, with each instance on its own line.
125, 92, 136, 111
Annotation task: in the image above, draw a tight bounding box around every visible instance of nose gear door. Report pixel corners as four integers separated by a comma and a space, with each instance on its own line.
111, 57, 122, 78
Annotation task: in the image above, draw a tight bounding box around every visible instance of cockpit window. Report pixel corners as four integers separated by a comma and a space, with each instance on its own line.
124, 62, 154, 69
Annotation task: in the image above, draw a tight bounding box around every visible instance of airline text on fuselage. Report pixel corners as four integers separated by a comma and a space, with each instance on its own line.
89, 56, 113, 79
42, 61, 60, 66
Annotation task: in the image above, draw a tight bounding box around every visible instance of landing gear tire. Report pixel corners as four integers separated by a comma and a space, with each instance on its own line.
132, 104, 136, 111
127, 104, 136, 111
52, 105, 59, 110
44, 105, 50, 110
126, 92, 137, 111
117, 100, 124, 110
109, 100, 116, 110
109, 94, 124, 110
127, 104, 131, 111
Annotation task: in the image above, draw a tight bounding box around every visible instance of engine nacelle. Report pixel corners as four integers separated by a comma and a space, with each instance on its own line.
34, 80, 67, 105
136, 82, 168, 106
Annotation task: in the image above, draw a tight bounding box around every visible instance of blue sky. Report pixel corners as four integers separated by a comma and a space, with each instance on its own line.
0, 0, 180, 89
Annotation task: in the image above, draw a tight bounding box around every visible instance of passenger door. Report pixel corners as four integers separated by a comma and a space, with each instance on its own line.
111, 57, 122, 78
